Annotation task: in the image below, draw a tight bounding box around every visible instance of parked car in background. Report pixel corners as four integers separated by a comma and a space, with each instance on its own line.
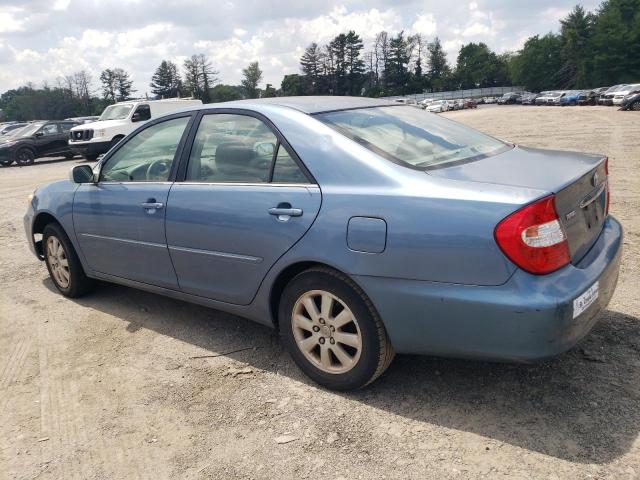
418, 98, 434, 108
600, 85, 627, 105
25, 96, 622, 390
535, 91, 554, 105
0, 120, 79, 166
613, 84, 640, 106
497, 92, 521, 104
453, 99, 465, 110
69, 98, 202, 161
0, 122, 28, 136
521, 92, 540, 105
560, 91, 582, 106
590, 86, 610, 104
577, 90, 597, 105
426, 100, 450, 113
483, 96, 497, 104
463, 99, 478, 109
549, 91, 568, 105
66, 116, 100, 124
620, 91, 640, 111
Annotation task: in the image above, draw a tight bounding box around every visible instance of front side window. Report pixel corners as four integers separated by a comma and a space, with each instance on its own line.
317, 106, 509, 170
40, 124, 59, 136
100, 116, 190, 182
133, 104, 151, 122
186, 114, 278, 183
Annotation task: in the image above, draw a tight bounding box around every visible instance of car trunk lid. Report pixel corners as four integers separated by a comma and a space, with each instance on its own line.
427, 145, 608, 264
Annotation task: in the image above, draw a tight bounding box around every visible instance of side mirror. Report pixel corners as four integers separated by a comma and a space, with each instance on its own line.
34, 131, 44, 138
70, 164, 95, 184
131, 112, 142, 122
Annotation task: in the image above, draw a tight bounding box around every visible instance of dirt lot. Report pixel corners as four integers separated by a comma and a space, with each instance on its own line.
1, 106, 639, 480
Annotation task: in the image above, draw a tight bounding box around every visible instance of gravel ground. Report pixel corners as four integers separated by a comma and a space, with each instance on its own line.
1, 106, 639, 480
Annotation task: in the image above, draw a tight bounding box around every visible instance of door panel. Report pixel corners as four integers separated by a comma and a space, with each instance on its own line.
74, 183, 179, 289
165, 184, 321, 304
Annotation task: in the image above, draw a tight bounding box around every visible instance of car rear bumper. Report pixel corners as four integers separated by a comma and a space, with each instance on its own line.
355, 216, 623, 361
69, 140, 111, 157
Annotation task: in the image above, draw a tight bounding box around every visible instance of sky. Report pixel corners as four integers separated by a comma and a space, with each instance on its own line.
0, 0, 600, 95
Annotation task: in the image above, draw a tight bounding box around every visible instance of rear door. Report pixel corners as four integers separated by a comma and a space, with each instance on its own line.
165, 111, 321, 305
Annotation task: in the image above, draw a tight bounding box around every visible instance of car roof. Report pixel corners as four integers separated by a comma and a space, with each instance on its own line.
206, 96, 397, 114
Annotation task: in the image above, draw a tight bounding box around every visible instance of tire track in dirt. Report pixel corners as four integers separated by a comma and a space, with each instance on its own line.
0, 337, 31, 417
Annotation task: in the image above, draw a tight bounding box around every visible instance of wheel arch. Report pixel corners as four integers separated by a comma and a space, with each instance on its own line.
269, 261, 367, 328
31, 211, 62, 258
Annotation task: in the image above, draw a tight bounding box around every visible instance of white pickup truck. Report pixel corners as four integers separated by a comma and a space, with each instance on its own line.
69, 98, 202, 160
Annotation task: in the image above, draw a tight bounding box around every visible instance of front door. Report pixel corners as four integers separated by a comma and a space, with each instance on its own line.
73, 115, 192, 289
165, 112, 321, 305
34, 123, 65, 156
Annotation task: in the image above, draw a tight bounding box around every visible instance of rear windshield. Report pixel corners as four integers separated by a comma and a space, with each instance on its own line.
316, 106, 510, 170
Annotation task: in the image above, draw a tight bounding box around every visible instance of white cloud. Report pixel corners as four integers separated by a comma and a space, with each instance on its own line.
0, 0, 603, 93
411, 14, 437, 36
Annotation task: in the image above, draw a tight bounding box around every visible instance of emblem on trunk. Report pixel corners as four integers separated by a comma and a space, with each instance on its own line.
591, 171, 599, 187
565, 210, 577, 221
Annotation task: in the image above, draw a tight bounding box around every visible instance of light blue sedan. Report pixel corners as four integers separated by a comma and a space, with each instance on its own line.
24, 97, 622, 390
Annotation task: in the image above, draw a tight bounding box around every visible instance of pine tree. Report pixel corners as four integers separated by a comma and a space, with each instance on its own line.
241, 61, 263, 98
150, 60, 182, 99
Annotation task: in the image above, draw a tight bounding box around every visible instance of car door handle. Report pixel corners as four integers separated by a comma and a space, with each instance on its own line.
269, 203, 303, 221
141, 202, 164, 209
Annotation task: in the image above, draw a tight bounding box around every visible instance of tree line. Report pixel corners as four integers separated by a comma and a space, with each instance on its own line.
1, 0, 637, 121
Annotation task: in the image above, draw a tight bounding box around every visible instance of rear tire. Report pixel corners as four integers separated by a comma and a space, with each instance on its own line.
279, 267, 394, 390
43, 223, 96, 298
84, 154, 99, 162
15, 148, 35, 166
0, 158, 13, 167
64, 153, 75, 159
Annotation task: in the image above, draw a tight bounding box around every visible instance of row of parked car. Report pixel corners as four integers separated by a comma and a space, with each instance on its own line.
496, 84, 640, 109
395, 98, 478, 113
0, 98, 201, 166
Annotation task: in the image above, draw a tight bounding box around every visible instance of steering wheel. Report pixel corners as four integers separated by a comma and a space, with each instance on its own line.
146, 159, 171, 181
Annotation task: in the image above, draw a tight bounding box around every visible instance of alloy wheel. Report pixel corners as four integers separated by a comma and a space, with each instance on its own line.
291, 290, 362, 374
46, 236, 70, 288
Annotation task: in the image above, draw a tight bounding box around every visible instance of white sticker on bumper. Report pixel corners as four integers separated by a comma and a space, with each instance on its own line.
573, 281, 599, 319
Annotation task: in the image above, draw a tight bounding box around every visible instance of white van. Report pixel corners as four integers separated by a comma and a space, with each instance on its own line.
69, 98, 202, 160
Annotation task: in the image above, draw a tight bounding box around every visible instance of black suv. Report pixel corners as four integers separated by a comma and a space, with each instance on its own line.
0, 121, 79, 166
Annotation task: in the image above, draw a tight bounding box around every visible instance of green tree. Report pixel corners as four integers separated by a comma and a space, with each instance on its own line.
558, 5, 595, 88
345, 31, 365, 95
208, 84, 243, 102
281, 74, 304, 96
301, 42, 323, 94
590, 0, 640, 85
386, 31, 411, 93
455, 42, 510, 88
99, 68, 118, 102
241, 61, 263, 98
509, 34, 562, 91
426, 37, 451, 91
150, 60, 182, 98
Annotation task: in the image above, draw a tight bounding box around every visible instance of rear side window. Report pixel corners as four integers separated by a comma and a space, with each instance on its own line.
317, 106, 509, 170
186, 114, 277, 183
272, 145, 308, 184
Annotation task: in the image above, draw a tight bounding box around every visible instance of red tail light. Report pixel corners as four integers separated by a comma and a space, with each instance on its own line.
494, 195, 570, 275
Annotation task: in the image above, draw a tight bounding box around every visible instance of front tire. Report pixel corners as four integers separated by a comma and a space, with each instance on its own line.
15, 148, 35, 166
279, 267, 394, 390
43, 223, 96, 298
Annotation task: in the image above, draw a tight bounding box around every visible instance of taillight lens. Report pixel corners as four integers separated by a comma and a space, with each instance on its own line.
495, 195, 570, 275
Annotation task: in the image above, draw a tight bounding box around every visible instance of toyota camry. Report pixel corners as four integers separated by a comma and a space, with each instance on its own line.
24, 97, 622, 390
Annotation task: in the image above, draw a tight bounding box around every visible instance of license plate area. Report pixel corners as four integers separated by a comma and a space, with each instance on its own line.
573, 281, 599, 319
